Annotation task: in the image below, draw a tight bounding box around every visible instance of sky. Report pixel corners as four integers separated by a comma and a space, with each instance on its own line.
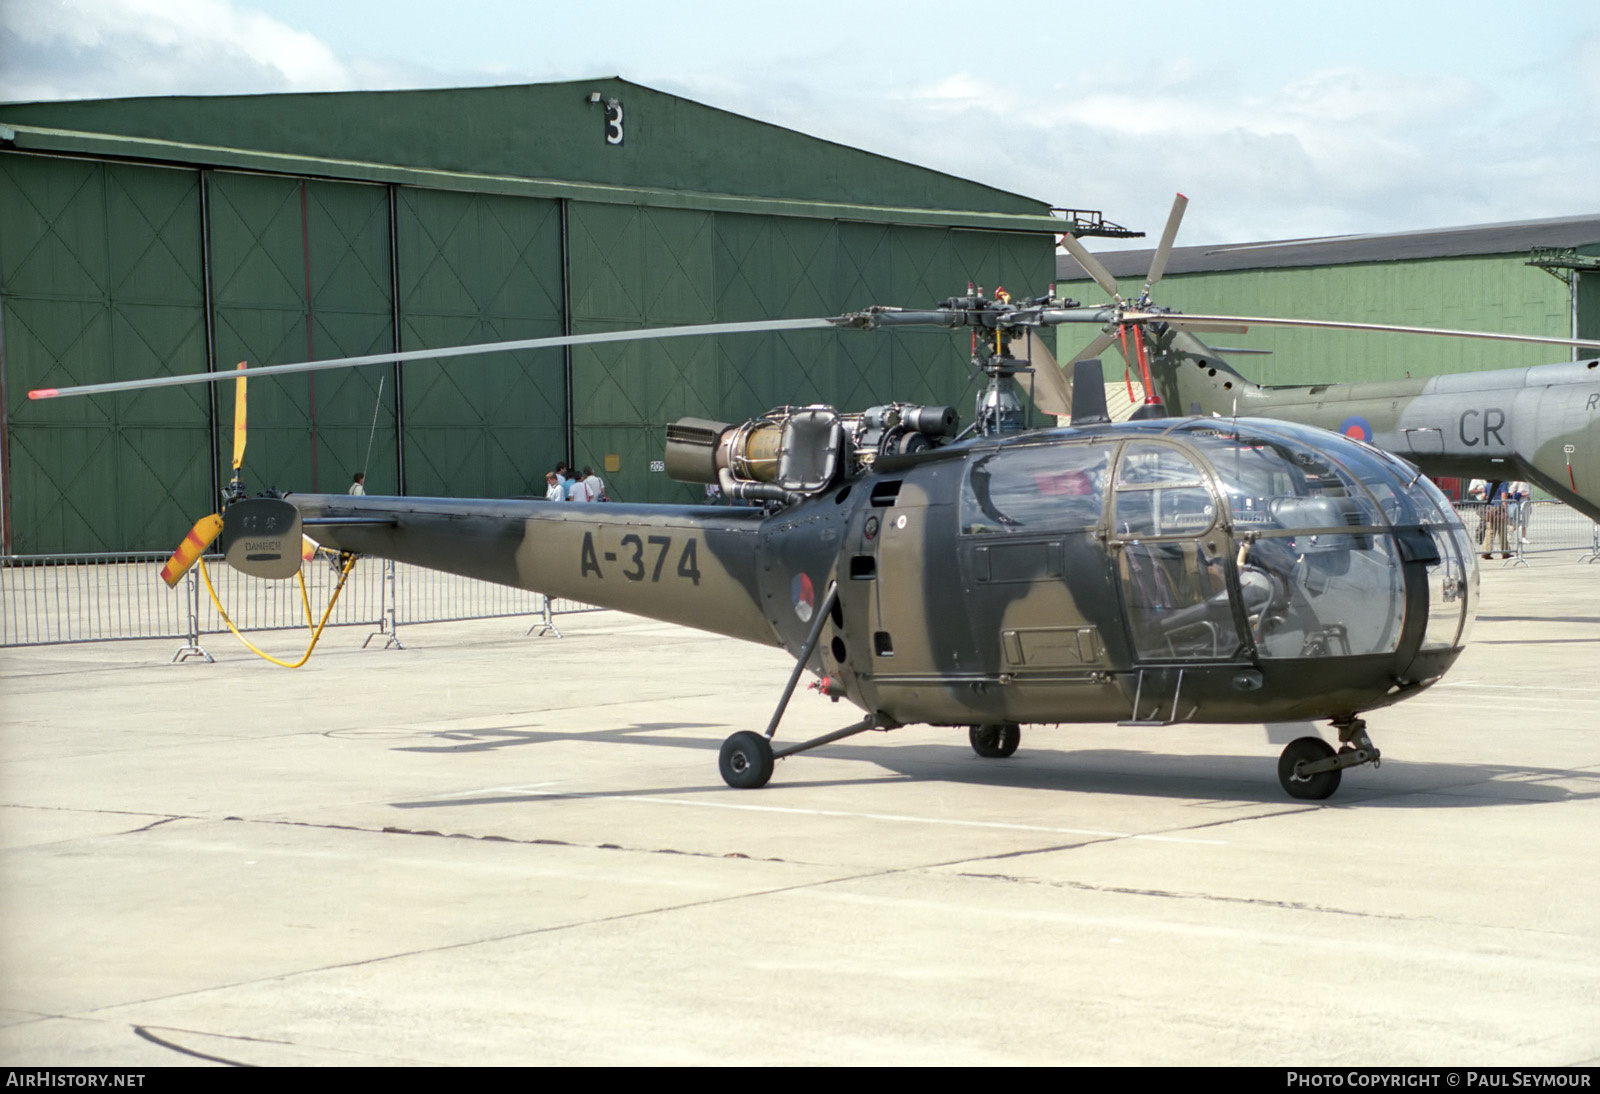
2, 0, 1597, 251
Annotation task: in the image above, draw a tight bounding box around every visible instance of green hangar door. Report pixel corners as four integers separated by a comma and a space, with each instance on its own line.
567, 202, 715, 504
208, 172, 397, 499
396, 188, 566, 500
2, 156, 210, 554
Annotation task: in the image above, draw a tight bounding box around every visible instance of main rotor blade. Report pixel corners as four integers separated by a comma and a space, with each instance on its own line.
1150, 317, 1252, 334
1058, 233, 1125, 304
1142, 193, 1188, 299
1068, 329, 1118, 366
1122, 312, 1600, 351
29, 317, 839, 400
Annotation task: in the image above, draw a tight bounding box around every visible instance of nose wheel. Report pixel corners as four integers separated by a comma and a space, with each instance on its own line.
1278, 736, 1340, 800
1276, 718, 1381, 800
969, 723, 1021, 758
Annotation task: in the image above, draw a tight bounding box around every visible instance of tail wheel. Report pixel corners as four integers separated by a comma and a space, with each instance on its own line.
969, 723, 1021, 759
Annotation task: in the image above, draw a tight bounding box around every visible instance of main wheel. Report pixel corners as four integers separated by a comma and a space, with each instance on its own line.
719, 731, 775, 789
969, 723, 1021, 759
1278, 736, 1341, 800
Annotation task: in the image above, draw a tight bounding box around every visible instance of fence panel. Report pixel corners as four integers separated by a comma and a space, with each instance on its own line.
1, 553, 187, 645
195, 555, 385, 634
390, 563, 545, 625
1454, 500, 1600, 561
3, 551, 605, 649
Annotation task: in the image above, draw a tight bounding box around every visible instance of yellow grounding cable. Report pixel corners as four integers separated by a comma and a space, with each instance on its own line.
198, 552, 358, 668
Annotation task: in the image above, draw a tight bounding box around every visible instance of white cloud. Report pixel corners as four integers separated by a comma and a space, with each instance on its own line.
0, 0, 357, 100
3, 0, 1595, 253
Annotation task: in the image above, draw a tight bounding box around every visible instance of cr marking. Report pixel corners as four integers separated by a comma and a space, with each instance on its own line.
1458, 407, 1506, 447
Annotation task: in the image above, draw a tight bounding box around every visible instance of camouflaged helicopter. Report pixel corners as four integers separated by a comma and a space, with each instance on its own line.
1135, 333, 1600, 523
34, 196, 1594, 801
1050, 202, 1600, 523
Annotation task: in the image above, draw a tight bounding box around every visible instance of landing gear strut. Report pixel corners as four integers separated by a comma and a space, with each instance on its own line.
1276, 717, 1381, 801
717, 581, 898, 789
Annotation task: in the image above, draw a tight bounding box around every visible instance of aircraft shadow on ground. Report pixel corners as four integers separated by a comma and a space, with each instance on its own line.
375, 721, 1599, 810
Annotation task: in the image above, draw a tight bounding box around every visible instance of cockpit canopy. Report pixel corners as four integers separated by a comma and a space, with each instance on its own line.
959, 417, 1476, 662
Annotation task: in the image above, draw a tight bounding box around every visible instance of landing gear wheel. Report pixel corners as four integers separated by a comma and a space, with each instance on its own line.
719, 731, 775, 789
969, 723, 1021, 759
1278, 736, 1341, 800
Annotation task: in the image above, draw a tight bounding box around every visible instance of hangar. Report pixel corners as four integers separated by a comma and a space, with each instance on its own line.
0, 79, 1063, 554
1058, 214, 1600, 387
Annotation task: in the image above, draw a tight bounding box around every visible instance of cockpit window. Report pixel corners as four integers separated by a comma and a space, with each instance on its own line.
1113, 442, 1216, 537
961, 442, 1112, 534
1116, 442, 1207, 487
1179, 425, 1385, 531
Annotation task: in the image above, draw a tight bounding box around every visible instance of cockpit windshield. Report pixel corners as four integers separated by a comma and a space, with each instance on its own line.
1167, 419, 1475, 659
956, 420, 1475, 664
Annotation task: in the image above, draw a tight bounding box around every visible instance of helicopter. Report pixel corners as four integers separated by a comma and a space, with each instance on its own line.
32, 196, 1595, 801
1135, 333, 1600, 523
1047, 201, 1600, 523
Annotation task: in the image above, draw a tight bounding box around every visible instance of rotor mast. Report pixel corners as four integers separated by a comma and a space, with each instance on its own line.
833, 283, 1083, 436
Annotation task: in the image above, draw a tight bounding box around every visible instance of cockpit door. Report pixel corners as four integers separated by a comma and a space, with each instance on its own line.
956, 441, 1119, 674
1108, 441, 1246, 662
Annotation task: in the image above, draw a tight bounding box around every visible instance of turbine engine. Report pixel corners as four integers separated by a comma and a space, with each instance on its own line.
665, 402, 959, 503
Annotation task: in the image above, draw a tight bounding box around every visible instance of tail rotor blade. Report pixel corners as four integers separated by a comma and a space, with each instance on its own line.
231, 362, 248, 471
160, 513, 225, 588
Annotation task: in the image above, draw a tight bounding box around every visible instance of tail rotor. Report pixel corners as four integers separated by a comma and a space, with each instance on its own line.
159, 363, 303, 586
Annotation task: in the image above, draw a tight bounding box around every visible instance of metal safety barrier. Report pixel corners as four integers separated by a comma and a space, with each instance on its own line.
1453, 499, 1600, 566
1, 551, 603, 652
0, 552, 188, 645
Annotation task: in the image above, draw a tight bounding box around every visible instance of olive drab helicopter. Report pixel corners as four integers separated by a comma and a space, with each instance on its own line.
1135, 332, 1600, 523
1048, 199, 1600, 523
29, 196, 1600, 800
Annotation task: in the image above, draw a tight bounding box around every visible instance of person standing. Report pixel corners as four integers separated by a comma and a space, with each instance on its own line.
1481, 480, 1511, 559
349, 472, 366, 496
1467, 479, 1487, 546
568, 474, 593, 503
1508, 480, 1532, 545
544, 471, 565, 501
581, 466, 606, 502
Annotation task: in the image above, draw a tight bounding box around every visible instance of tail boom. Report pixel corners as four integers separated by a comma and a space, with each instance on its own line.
289, 495, 778, 646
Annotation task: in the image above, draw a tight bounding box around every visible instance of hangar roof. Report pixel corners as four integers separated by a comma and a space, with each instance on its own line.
0, 78, 1062, 232
1057, 212, 1600, 280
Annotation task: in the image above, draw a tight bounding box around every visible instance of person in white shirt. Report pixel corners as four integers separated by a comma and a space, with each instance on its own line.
544, 472, 565, 501
581, 466, 605, 502
348, 472, 366, 496
568, 475, 593, 503
1508, 481, 1531, 543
